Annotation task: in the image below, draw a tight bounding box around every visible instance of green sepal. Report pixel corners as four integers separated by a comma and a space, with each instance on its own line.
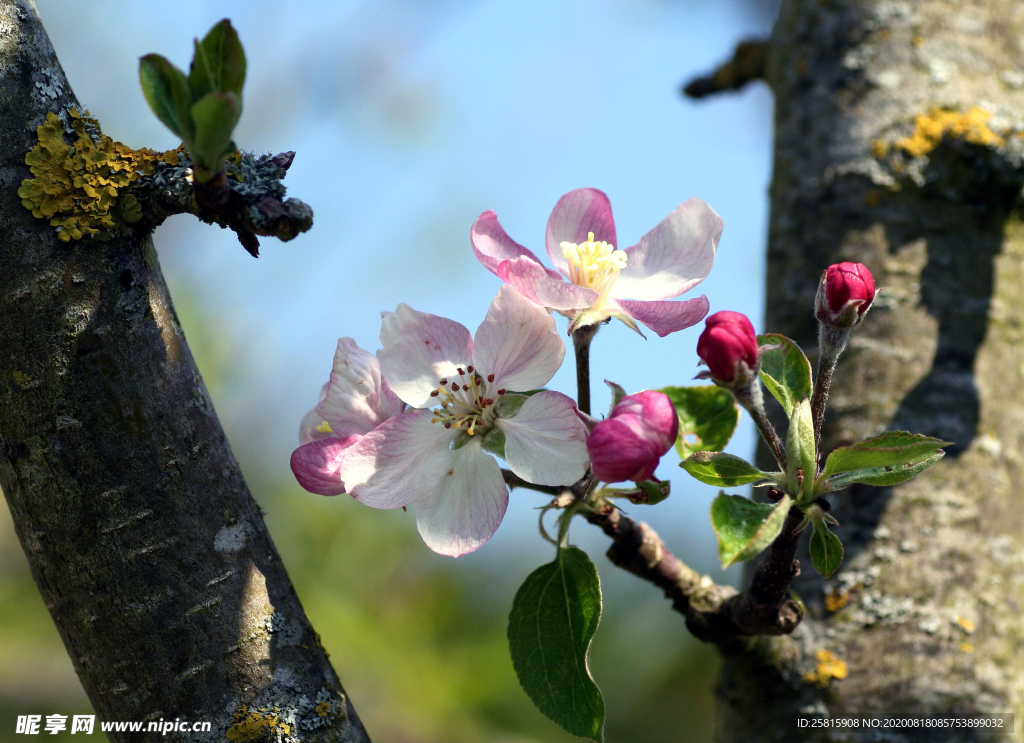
139, 54, 194, 141
494, 393, 528, 418
659, 385, 738, 459
681, 451, 776, 487
481, 427, 506, 459
757, 334, 812, 417
605, 380, 627, 414
821, 431, 950, 481
710, 492, 792, 568
189, 92, 240, 181
188, 18, 246, 99
632, 480, 670, 505
508, 546, 605, 741
809, 518, 844, 577
785, 399, 816, 502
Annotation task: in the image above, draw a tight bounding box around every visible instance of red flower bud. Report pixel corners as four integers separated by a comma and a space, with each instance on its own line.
696, 311, 759, 385
817, 262, 875, 328
587, 391, 679, 483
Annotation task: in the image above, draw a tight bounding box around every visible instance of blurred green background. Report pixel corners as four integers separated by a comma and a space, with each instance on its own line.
1, 0, 778, 740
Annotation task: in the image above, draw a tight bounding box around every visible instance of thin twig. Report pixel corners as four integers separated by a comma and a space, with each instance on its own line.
682, 39, 768, 99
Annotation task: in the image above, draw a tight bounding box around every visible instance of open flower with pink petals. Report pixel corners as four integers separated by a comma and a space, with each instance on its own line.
471, 188, 723, 337
290, 338, 406, 496
337, 286, 590, 557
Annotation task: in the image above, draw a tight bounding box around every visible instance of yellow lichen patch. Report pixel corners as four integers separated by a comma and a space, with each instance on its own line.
824, 590, 850, 612
225, 706, 291, 742
804, 649, 849, 688
960, 642, 975, 653
315, 701, 331, 718
18, 109, 181, 241
871, 139, 889, 159
895, 107, 1005, 158
956, 616, 976, 634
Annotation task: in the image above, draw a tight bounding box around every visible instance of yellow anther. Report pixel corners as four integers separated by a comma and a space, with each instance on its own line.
315, 421, 333, 433
559, 231, 627, 306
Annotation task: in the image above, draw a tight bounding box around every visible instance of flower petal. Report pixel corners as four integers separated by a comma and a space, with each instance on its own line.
413, 439, 508, 557
613, 198, 722, 301
616, 295, 710, 338
471, 286, 565, 393
471, 210, 560, 280
496, 390, 589, 486
379, 304, 474, 408
545, 188, 617, 277
316, 338, 404, 437
501, 256, 597, 311
290, 436, 360, 496
339, 410, 457, 510
299, 383, 332, 445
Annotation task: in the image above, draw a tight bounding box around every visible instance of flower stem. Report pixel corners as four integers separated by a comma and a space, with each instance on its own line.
733, 377, 787, 471
810, 326, 848, 455
501, 468, 563, 495
572, 324, 599, 415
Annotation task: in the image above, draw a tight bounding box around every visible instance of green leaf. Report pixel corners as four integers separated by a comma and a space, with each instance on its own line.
822, 431, 951, 478
508, 547, 604, 741
659, 385, 739, 459
821, 452, 944, 492
681, 451, 774, 487
189, 92, 240, 178
757, 334, 812, 417
189, 18, 246, 99
710, 492, 792, 568
139, 54, 194, 140
786, 399, 816, 501
809, 520, 844, 577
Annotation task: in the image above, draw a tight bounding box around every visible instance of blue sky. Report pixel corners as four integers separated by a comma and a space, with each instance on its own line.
37, 0, 776, 577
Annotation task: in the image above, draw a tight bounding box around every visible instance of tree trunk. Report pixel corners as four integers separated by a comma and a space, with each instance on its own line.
715, 0, 1024, 739
0, 2, 370, 740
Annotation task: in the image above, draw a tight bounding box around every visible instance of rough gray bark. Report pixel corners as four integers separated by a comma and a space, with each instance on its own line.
713, 0, 1024, 739
0, 2, 371, 741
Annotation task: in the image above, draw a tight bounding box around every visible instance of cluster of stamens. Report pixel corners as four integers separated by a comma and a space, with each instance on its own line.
560, 231, 627, 304
429, 365, 505, 435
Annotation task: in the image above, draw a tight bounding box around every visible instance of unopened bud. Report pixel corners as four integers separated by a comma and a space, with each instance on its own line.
587, 390, 679, 483
696, 311, 759, 387
815, 262, 875, 329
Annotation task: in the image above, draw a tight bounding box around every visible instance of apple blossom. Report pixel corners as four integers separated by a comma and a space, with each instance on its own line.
290, 338, 405, 496
587, 390, 679, 483
337, 286, 590, 557
471, 188, 723, 337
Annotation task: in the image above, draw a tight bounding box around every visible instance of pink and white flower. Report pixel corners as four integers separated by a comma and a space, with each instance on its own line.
471, 188, 723, 337
337, 287, 590, 557
290, 338, 405, 496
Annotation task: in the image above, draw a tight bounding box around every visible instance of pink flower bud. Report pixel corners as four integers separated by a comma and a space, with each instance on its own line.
696, 311, 759, 385
816, 262, 875, 328
587, 390, 679, 483
290, 436, 360, 496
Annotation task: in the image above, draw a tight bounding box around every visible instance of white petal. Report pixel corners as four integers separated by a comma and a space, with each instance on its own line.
496, 391, 590, 486
379, 304, 474, 408
413, 440, 508, 557
339, 410, 457, 510
612, 198, 723, 301
298, 382, 332, 444
316, 338, 402, 437
472, 286, 565, 392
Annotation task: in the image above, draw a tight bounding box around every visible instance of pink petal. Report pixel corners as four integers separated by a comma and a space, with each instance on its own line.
587, 418, 660, 483
379, 304, 474, 408
613, 198, 722, 301
471, 286, 565, 393
413, 439, 508, 557
290, 436, 360, 496
317, 338, 404, 437
496, 391, 590, 486
471, 210, 560, 280
339, 410, 457, 510
501, 256, 597, 311
616, 295, 710, 337
545, 188, 617, 277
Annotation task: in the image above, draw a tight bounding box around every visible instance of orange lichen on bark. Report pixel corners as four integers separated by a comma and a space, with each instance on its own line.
18, 109, 181, 241
804, 649, 849, 688
895, 107, 1005, 158
225, 706, 291, 741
